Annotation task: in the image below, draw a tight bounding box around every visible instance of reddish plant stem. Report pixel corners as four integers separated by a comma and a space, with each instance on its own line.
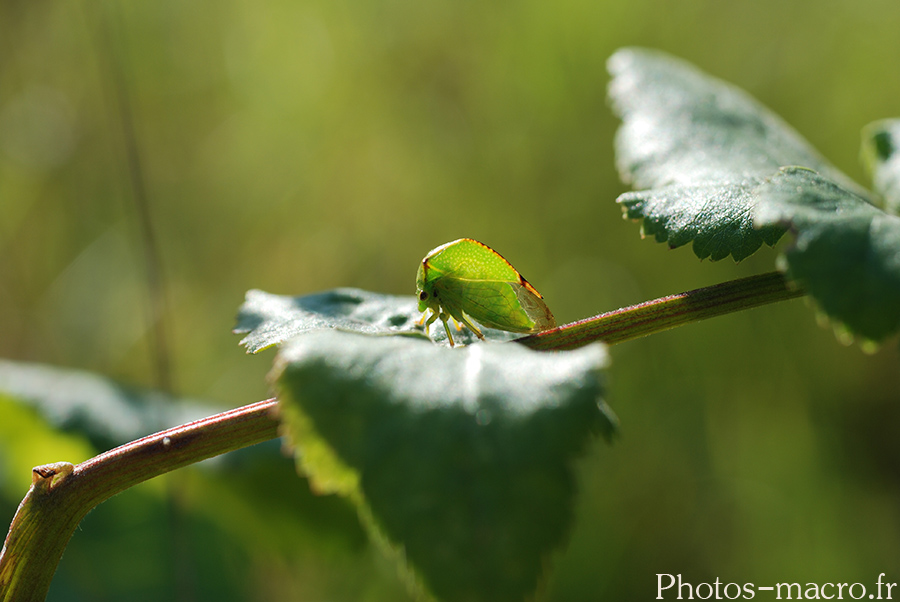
517, 271, 804, 350
0, 399, 280, 602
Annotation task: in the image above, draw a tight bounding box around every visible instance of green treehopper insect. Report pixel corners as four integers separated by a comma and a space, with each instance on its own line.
416, 238, 557, 346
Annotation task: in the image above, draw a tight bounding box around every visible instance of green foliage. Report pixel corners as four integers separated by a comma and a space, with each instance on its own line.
755, 167, 900, 343
0, 394, 95, 496
609, 47, 900, 344
235, 288, 423, 353
609, 47, 870, 262
0, 364, 368, 602
239, 287, 616, 600
273, 329, 614, 602
0, 360, 221, 450
4, 0, 900, 596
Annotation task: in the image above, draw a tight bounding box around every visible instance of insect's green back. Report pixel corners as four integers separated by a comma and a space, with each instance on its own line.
416, 239, 556, 344
422, 239, 522, 283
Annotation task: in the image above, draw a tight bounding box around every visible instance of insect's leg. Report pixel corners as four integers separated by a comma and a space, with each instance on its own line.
449, 316, 464, 331
439, 312, 456, 347
457, 312, 485, 340
444, 306, 482, 341
421, 310, 438, 330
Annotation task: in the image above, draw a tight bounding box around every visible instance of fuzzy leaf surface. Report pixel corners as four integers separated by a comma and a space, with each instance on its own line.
754, 167, 900, 343
235, 288, 518, 353
273, 330, 615, 602
608, 47, 868, 261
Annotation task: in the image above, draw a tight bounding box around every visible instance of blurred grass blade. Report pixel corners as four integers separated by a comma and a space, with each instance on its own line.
273, 330, 615, 602
862, 119, 900, 214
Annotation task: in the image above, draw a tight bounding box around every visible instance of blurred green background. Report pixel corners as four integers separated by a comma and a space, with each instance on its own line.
2, 0, 899, 599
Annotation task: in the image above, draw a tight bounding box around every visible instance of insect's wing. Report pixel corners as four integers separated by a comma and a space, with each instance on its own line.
512, 281, 556, 330
435, 277, 532, 332
434, 277, 554, 333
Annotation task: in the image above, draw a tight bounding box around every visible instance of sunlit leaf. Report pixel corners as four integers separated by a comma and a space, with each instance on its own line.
754, 167, 900, 344
607, 47, 900, 345
273, 330, 615, 602
235, 288, 518, 353
608, 47, 869, 261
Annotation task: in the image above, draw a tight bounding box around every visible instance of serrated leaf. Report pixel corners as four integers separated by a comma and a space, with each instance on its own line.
754, 167, 900, 343
235, 288, 518, 353
862, 119, 900, 214
0, 360, 220, 450
273, 330, 615, 602
608, 47, 869, 261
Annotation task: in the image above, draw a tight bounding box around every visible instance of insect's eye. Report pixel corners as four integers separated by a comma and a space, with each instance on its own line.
419, 291, 428, 301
